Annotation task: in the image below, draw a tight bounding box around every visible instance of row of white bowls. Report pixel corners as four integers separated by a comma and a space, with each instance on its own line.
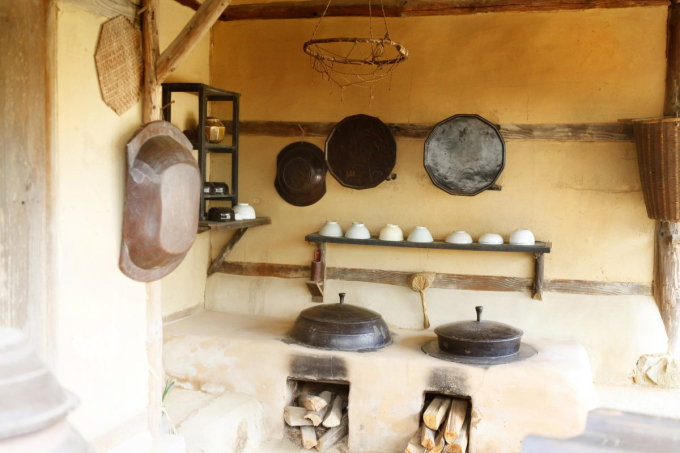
318, 221, 536, 245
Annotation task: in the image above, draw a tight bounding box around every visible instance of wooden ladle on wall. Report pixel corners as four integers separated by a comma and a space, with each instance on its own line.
408, 272, 436, 329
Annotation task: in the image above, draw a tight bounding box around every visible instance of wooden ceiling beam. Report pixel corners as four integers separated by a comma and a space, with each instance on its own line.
173, 0, 668, 22
157, 0, 232, 83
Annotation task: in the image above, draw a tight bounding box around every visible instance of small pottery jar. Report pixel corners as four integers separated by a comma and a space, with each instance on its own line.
205, 117, 226, 144
319, 221, 344, 238
408, 226, 434, 243
379, 224, 404, 241
233, 203, 256, 219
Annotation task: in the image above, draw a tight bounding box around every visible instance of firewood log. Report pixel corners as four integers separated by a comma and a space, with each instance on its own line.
405, 426, 426, 453
444, 416, 469, 453
305, 404, 330, 426
423, 397, 452, 430
284, 406, 313, 426
444, 399, 469, 444
322, 396, 344, 428
316, 414, 348, 452
427, 429, 445, 453
299, 391, 332, 411
301, 425, 317, 450
421, 426, 436, 450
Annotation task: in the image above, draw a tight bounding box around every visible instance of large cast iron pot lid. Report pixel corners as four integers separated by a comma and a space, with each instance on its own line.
275, 142, 327, 207
424, 114, 505, 196
325, 114, 397, 190
288, 293, 393, 352
421, 306, 537, 365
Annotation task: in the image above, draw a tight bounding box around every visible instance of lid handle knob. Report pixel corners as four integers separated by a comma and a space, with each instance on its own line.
339, 293, 346, 305
476, 306, 483, 322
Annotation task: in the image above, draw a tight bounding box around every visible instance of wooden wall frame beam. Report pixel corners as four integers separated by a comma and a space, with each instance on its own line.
216, 261, 653, 297
156, 0, 232, 84
227, 120, 634, 142
173, 0, 668, 22
62, 0, 142, 27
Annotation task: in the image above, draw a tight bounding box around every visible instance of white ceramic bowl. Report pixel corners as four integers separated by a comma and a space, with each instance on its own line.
445, 231, 473, 244
479, 233, 504, 245
345, 222, 371, 240
407, 226, 434, 243
319, 221, 343, 237
379, 224, 404, 241
235, 213, 243, 221
510, 229, 535, 245
233, 203, 256, 220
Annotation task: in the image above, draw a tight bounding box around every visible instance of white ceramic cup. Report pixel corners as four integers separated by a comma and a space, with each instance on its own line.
407, 226, 434, 243
319, 221, 344, 237
345, 222, 371, 240
445, 231, 473, 244
479, 233, 504, 245
233, 203, 256, 220
379, 224, 404, 241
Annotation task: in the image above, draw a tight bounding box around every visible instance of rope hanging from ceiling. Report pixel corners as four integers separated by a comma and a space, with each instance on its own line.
302, 0, 409, 97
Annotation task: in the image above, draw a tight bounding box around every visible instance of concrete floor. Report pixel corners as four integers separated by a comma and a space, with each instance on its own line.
594, 384, 680, 420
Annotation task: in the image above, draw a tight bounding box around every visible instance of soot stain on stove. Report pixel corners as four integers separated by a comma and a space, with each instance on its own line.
290, 354, 348, 382
428, 368, 476, 395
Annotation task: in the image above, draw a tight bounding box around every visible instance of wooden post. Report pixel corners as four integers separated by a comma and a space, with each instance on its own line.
654, 223, 680, 356
657, 1, 680, 358
139, 0, 234, 437
141, 0, 163, 438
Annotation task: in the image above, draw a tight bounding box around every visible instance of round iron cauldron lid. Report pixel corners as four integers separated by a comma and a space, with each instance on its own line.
421, 340, 537, 366
299, 293, 383, 325
434, 306, 523, 343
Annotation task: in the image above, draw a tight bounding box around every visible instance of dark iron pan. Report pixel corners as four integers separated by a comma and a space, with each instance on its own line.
424, 114, 505, 196
326, 114, 396, 190
275, 141, 327, 207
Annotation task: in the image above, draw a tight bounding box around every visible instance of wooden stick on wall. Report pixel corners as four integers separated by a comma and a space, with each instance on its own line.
657, 0, 680, 358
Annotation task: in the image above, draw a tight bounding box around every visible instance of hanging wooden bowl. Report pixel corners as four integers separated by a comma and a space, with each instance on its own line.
275, 142, 327, 207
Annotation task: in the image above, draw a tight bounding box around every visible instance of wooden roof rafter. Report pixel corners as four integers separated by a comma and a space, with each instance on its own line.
173, 0, 669, 22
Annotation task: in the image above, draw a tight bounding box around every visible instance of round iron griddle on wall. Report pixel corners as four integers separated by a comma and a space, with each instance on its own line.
275, 142, 327, 207
326, 114, 397, 190
424, 114, 505, 196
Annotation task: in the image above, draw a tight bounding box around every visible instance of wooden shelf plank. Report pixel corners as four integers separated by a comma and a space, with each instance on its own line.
305, 233, 551, 254
200, 217, 271, 233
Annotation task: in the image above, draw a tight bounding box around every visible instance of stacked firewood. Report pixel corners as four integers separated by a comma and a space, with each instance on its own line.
284, 388, 349, 452
405, 396, 470, 453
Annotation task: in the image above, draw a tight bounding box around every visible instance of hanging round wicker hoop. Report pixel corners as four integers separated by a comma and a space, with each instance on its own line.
303, 38, 409, 66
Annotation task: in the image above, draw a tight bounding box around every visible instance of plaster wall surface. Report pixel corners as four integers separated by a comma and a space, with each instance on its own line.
164, 311, 596, 453
206, 7, 670, 385
54, 0, 210, 443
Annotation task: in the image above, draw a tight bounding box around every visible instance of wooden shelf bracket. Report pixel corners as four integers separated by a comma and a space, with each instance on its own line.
306, 242, 327, 303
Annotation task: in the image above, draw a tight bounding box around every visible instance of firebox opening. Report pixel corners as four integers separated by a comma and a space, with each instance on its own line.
284, 378, 350, 451
406, 392, 472, 452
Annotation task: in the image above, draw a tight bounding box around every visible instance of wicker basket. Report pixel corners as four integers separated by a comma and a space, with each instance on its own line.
634, 117, 680, 221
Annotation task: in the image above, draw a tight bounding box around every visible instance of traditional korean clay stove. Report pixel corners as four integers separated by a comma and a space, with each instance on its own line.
164, 308, 595, 453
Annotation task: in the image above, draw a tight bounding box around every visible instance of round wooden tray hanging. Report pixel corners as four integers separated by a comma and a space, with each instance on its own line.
325, 114, 397, 190
424, 114, 505, 196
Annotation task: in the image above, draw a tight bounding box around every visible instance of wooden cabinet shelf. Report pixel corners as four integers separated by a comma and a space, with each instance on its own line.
201, 217, 272, 275
304, 233, 551, 302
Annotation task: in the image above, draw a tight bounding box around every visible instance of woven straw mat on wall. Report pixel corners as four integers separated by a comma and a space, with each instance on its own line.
95, 15, 142, 116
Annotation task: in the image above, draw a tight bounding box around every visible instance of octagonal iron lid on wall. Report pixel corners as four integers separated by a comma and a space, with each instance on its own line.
424, 114, 505, 196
